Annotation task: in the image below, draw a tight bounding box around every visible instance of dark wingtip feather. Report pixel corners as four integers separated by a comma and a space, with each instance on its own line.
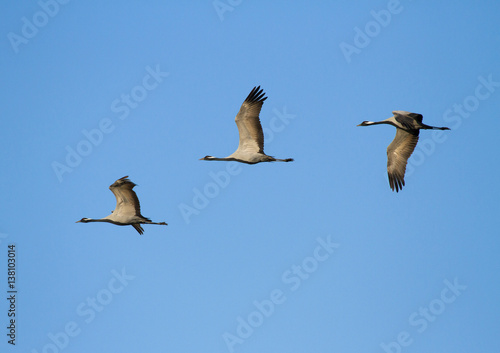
111, 176, 137, 189
388, 173, 404, 192
245, 86, 267, 104
132, 223, 144, 235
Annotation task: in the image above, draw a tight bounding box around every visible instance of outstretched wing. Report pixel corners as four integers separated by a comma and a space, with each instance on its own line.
387, 129, 419, 192
392, 111, 423, 130
108, 176, 142, 218
234, 86, 267, 154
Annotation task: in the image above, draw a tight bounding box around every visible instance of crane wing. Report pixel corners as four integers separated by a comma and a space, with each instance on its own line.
108, 176, 142, 218
387, 129, 419, 192
234, 86, 267, 154
392, 111, 423, 130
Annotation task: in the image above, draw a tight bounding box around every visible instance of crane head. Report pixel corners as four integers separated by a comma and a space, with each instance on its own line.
199, 155, 215, 160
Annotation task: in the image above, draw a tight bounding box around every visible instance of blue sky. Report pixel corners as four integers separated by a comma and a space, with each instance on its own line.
1, 1, 499, 352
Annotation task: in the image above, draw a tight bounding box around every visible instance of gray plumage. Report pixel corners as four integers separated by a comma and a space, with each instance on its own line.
200, 86, 293, 164
76, 176, 167, 234
358, 111, 450, 192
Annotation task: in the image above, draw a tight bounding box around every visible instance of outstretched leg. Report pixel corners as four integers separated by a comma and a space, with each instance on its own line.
275, 158, 294, 162
421, 124, 450, 130
144, 221, 168, 226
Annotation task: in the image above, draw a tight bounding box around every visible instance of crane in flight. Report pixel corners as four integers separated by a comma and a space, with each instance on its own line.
76, 176, 167, 234
358, 111, 450, 192
200, 86, 294, 164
